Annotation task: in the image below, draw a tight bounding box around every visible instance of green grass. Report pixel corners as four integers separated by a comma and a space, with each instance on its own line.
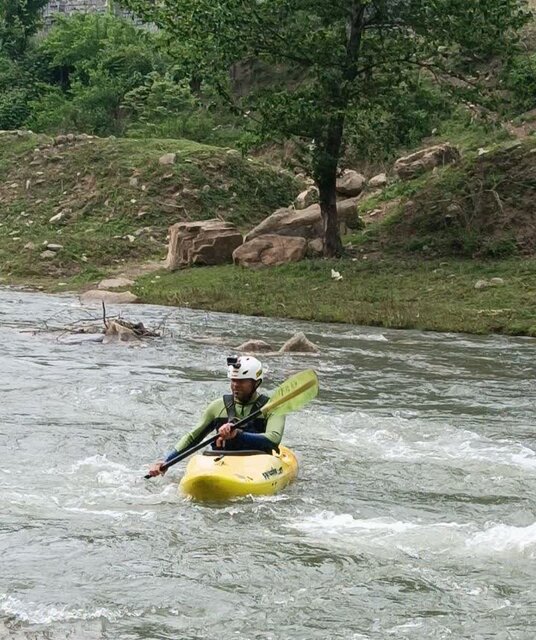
2, 131, 535, 338
0, 131, 298, 279
133, 257, 536, 336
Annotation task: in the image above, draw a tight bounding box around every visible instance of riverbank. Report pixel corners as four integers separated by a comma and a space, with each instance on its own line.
1, 131, 535, 338
129, 257, 536, 337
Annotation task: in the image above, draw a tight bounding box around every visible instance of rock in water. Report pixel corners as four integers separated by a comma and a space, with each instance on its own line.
236, 339, 274, 352
279, 332, 319, 353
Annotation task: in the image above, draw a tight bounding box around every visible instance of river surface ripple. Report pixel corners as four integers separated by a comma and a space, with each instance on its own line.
0, 289, 535, 640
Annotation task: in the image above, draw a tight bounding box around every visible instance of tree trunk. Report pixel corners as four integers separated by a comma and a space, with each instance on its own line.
316, 3, 366, 257
315, 116, 345, 257
189, 74, 202, 96
316, 155, 343, 257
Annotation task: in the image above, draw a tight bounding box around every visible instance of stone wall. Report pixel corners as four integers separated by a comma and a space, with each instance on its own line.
43, 0, 108, 21
42, 0, 142, 26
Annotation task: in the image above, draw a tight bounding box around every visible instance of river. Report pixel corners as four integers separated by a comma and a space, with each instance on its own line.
0, 288, 535, 639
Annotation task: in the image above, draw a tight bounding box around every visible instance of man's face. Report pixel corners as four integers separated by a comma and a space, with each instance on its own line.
230, 378, 256, 403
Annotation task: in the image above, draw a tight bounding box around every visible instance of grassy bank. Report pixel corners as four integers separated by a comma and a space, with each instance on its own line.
0, 131, 298, 280
1, 131, 535, 338
133, 257, 536, 336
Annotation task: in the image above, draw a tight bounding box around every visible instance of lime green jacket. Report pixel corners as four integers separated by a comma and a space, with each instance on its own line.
175, 392, 285, 452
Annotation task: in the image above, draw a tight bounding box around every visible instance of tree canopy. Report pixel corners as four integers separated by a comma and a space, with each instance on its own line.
120, 0, 532, 255
0, 0, 49, 56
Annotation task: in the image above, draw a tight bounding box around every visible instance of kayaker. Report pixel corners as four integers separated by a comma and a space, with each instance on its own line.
147, 356, 285, 476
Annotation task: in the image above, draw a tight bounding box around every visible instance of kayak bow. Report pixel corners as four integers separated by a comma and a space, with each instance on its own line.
179, 446, 298, 501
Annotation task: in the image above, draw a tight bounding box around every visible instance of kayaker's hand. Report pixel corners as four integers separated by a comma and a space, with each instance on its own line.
216, 423, 241, 448
147, 461, 166, 477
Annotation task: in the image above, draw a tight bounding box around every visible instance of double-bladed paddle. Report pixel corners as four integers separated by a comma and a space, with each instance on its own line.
144, 368, 319, 479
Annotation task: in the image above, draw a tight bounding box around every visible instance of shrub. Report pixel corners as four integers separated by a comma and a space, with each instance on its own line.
0, 87, 31, 128
503, 53, 536, 113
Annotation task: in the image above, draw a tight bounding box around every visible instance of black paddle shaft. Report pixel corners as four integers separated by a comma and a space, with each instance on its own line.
144, 406, 264, 479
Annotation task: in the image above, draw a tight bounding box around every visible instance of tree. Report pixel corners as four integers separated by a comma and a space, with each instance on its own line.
0, 0, 49, 57
121, 0, 531, 256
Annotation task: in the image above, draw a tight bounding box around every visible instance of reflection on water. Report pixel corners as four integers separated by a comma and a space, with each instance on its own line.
0, 288, 535, 639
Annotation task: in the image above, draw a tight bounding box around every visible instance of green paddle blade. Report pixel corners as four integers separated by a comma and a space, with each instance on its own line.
261, 369, 319, 417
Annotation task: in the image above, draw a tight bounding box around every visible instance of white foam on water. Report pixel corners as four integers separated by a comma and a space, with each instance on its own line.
0, 594, 142, 624
288, 510, 536, 560
339, 415, 536, 472
62, 506, 156, 521
65, 454, 133, 475
354, 333, 388, 343
57, 479, 179, 511
289, 512, 420, 535
465, 522, 536, 555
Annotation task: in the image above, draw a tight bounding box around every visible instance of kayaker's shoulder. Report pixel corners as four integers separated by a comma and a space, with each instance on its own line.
206, 396, 227, 413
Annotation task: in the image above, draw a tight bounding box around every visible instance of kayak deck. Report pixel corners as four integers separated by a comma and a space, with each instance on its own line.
179, 445, 298, 501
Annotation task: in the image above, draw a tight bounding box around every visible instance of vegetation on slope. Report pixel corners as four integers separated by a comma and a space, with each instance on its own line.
0, 131, 298, 279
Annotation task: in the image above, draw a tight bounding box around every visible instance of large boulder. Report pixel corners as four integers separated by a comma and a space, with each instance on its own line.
165, 220, 243, 270
336, 170, 366, 197
236, 339, 273, 352
246, 206, 322, 241
246, 198, 361, 242
233, 234, 307, 268
279, 332, 319, 353
394, 144, 460, 180
369, 172, 388, 188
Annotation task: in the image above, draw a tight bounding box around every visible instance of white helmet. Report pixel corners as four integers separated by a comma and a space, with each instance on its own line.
227, 356, 263, 384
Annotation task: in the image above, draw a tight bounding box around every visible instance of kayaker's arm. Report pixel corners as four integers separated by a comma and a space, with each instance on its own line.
230, 432, 278, 453
264, 413, 285, 444
174, 399, 223, 452
222, 413, 285, 452
147, 399, 224, 477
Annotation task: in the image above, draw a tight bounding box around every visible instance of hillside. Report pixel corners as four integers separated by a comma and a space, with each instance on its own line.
0, 131, 298, 282
0, 128, 534, 337
353, 137, 536, 259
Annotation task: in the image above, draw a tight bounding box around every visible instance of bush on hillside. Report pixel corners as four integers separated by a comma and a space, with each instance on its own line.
122, 72, 242, 145
18, 14, 242, 141
0, 54, 32, 128
503, 53, 536, 113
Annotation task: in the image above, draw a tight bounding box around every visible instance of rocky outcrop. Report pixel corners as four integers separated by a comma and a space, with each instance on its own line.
369, 173, 388, 188
165, 220, 243, 270
246, 206, 322, 241
279, 332, 319, 353
335, 198, 362, 229
394, 144, 460, 180
246, 198, 362, 242
233, 234, 307, 267
294, 186, 319, 210
336, 170, 366, 197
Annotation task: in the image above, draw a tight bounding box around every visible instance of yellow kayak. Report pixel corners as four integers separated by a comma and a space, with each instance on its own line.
179, 445, 298, 501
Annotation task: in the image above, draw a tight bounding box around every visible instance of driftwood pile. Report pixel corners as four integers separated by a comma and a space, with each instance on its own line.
103, 318, 160, 343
